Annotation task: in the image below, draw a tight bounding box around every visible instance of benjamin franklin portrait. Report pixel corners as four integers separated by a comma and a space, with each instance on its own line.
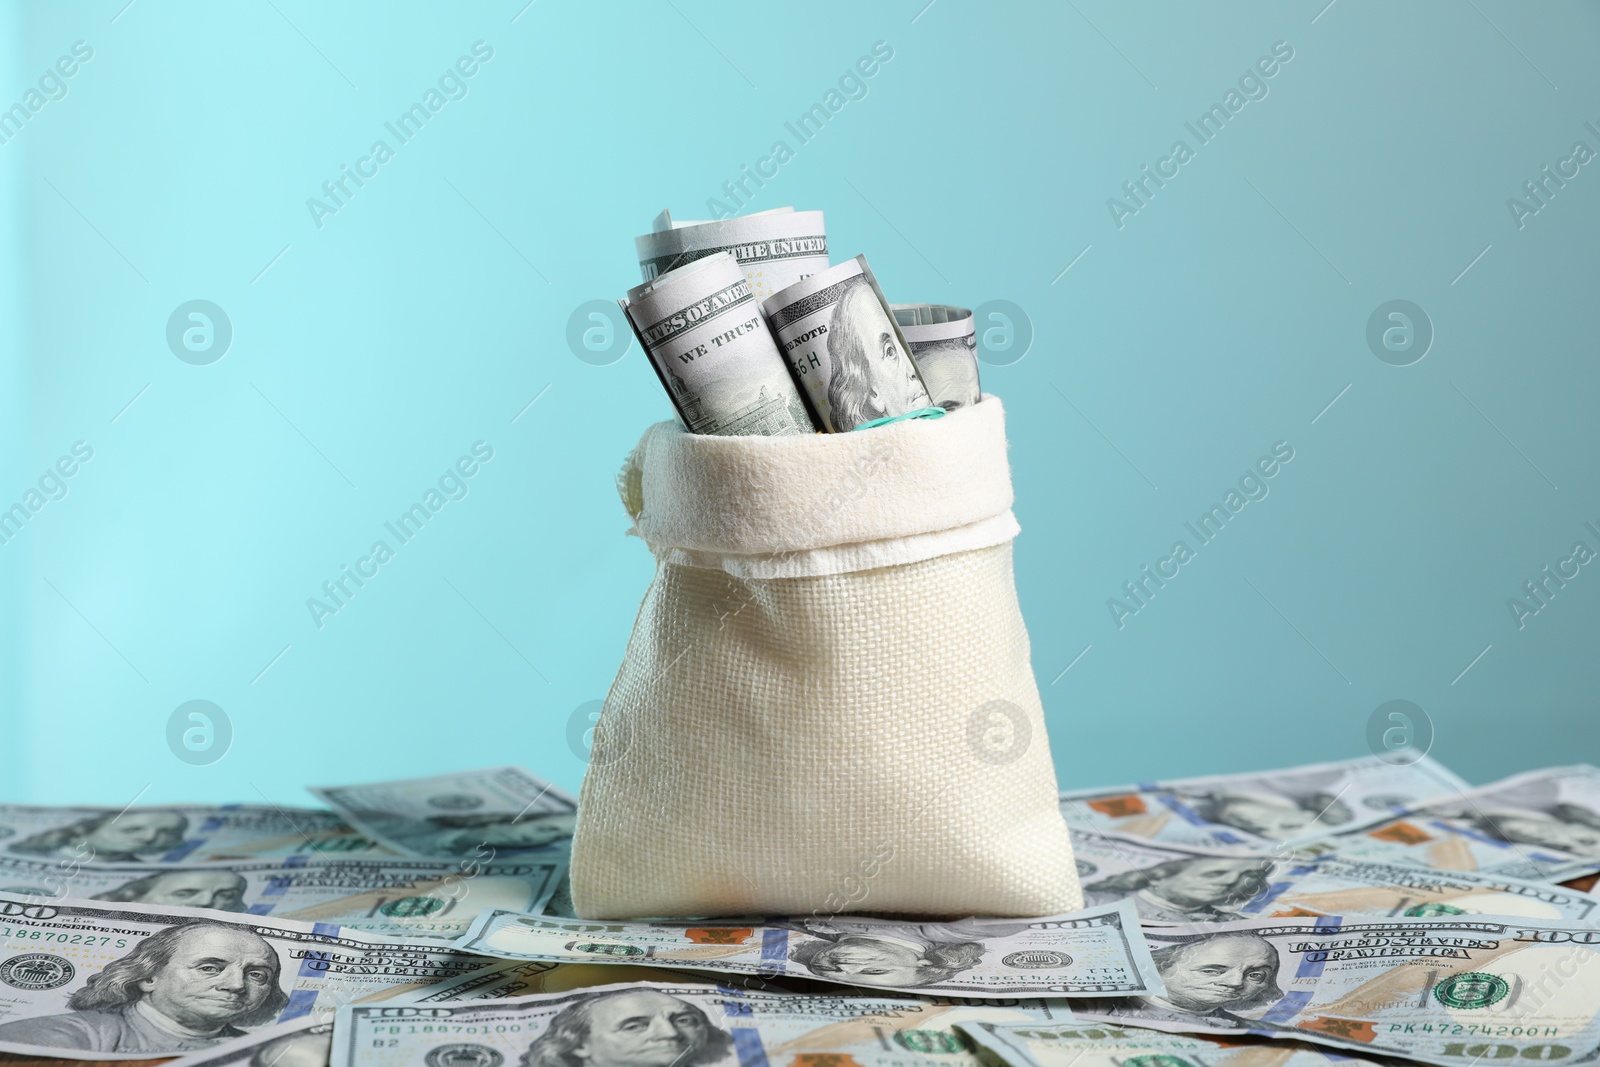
0, 920, 288, 1054
520, 989, 733, 1067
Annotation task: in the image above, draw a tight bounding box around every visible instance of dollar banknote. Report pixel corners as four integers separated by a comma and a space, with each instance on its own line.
0, 854, 562, 939
333, 981, 1070, 1067
636, 208, 827, 301
1071, 827, 1599, 924
621, 252, 817, 436
311, 768, 577, 862
0, 892, 519, 1060
891, 304, 980, 411
762, 256, 935, 432
1296, 765, 1600, 883
163, 1017, 332, 1067
410, 959, 728, 1003
957, 1019, 1393, 1067
0, 805, 382, 865
1060, 754, 1472, 849
1069, 913, 1600, 1067
453, 901, 1162, 998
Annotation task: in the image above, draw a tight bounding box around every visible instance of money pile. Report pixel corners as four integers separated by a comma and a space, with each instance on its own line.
0, 756, 1596, 1067
620, 206, 984, 435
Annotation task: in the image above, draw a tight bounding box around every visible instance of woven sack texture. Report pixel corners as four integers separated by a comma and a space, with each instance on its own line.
570, 396, 1082, 919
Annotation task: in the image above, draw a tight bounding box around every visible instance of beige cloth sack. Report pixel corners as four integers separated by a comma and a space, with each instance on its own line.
570, 395, 1081, 919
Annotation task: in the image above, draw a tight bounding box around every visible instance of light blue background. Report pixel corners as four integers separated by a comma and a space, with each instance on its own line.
2, 0, 1597, 808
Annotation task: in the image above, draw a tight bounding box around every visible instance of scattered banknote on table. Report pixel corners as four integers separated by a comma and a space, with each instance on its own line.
957, 1018, 1395, 1067
1070, 913, 1600, 1067
1060, 754, 1472, 849
408, 958, 728, 1002
311, 768, 576, 862
0, 892, 517, 1060
453, 901, 1162, 998
1294, 765, 1600, 883
619, 251, 817, 436
761, 255, 934, 432
0, 854, 562, 939
892, 304, 981, 411
333, 982, 1069, 1067
1072, 826, 1600, 923
163, 1017, 333, 1067
636, 207, 828, 301
0, 805, 382, 865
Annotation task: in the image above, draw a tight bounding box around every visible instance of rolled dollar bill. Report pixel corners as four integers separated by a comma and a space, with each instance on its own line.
650, 205, 794, 233
635, 208, 827, 301
620, 252, 816, 436
892, 304, 981, 410
453, 900, 1163, 998
761, 256, 935, 432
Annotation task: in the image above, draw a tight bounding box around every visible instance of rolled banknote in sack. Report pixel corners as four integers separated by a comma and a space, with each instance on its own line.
635, 207, 827, 300
620, 252, 816, 436
761, 255, 935, 432
893, 303, 981, 410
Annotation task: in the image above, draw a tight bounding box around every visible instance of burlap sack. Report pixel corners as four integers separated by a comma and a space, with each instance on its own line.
570, 395, 1081, 919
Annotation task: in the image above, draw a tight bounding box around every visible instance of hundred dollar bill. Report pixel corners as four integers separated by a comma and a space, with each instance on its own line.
0, 805, 382, 865
411, 958, 728, 1002
0, 854, 562, 940
621, 252, 817, 436
957, 1019, 1395, 1067
310, 768, 577, 862
1070, 827, 1599, 924
0, 892, 518, 1060
453, 900, 1162, 998
762, 256, 935, 432
891, 304, 980, 411
1069, 913, 1600, 1067
164, 1017, 332, 1067
1060, 754, 1472, 849
333, 981, 1071, 1067
1295, 765, 1600, 883
636, 208, 827, 300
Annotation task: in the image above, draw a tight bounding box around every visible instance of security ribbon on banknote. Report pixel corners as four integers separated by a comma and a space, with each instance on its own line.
1060, 754, 1472, 849
1070, 913, 1600, 1067
333, 981, 1070, 1067
0, 892, 520, 1060
311, 767, 577, 862
620, 252, 817, 436
453, 901, 1163, 998
1070, 827, 1599, 924
761, 256, 934, 432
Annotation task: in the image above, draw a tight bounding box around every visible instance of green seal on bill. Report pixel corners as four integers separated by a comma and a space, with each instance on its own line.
379, 895, 447, 917
1434, 971, 1511, 1009
1404, 902, 1467, 917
